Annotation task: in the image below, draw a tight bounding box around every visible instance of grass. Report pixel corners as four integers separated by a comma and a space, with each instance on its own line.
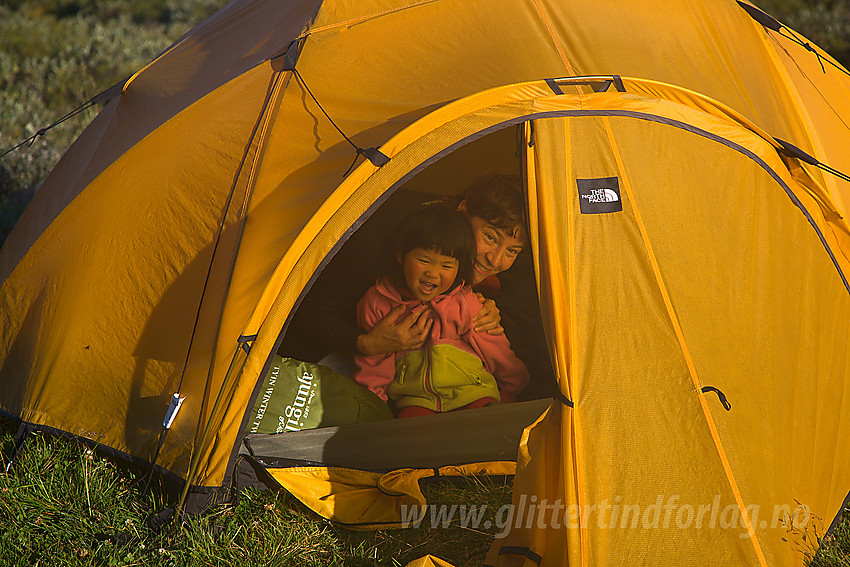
1, 422, 848, 566
0, 423, 512, 566
0, 0, 231, 245
811, 510, 850, 567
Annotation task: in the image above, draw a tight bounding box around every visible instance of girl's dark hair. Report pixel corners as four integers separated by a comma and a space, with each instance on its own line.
461, 173, 528, 243
390, 204, 476, 291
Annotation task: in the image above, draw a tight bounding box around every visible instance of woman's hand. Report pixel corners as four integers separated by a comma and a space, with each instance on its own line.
473, 293, 504, 335
357, 304, 433, 356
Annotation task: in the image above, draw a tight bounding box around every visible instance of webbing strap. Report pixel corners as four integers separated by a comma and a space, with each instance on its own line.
545, 78, 565, 95
775, 138, 850, 183
237, 334, 257, 355
499, 546, 543, 565
554, 389, 574, 408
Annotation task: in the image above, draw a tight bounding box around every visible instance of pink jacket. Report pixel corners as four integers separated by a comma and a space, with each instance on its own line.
355, 277, 530, 412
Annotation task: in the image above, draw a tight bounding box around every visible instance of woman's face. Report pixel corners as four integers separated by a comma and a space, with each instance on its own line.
465, 214, 524, 285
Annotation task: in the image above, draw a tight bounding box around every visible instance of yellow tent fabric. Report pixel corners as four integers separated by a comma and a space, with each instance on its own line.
405, 555, 457, 567
485, 87, 850, 565
265, 461, 516, 530
0, 1, 849, 563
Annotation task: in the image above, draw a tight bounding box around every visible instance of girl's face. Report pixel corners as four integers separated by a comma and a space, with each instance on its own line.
400, 247, 459, 302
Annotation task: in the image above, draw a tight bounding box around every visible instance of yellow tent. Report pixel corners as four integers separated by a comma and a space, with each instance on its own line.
1, 1, 849, 565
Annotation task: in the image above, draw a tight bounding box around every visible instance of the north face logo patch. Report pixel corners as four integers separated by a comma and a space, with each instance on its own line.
577, 177, 623, 214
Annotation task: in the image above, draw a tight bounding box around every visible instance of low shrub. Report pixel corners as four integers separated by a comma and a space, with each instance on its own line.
0, 0, 228, 245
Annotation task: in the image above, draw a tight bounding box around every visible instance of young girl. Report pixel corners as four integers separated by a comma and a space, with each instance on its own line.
354, 204, 529, 418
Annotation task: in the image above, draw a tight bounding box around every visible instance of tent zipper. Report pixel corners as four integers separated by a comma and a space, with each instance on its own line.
424, 333, 439, 412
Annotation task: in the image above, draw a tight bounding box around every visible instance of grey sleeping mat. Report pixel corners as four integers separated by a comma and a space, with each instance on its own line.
241, 398, 552, 472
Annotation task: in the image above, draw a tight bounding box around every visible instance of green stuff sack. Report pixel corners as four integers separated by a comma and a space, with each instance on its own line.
248, 356, 393, 434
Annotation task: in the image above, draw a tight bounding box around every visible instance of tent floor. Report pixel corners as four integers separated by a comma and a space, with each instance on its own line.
240, 398, 552, 472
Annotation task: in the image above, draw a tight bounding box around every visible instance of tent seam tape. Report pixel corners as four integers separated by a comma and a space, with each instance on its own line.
601, 118, 769, 567
122, 37, 187, 94
295, 0, 439, 40
530, 0, 576, 76
238, 74, 284, 218
562, 118, 589, 567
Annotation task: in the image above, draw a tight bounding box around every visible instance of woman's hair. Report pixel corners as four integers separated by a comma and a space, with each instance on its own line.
461, 173, 528, 243
390, 204, 476, 291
